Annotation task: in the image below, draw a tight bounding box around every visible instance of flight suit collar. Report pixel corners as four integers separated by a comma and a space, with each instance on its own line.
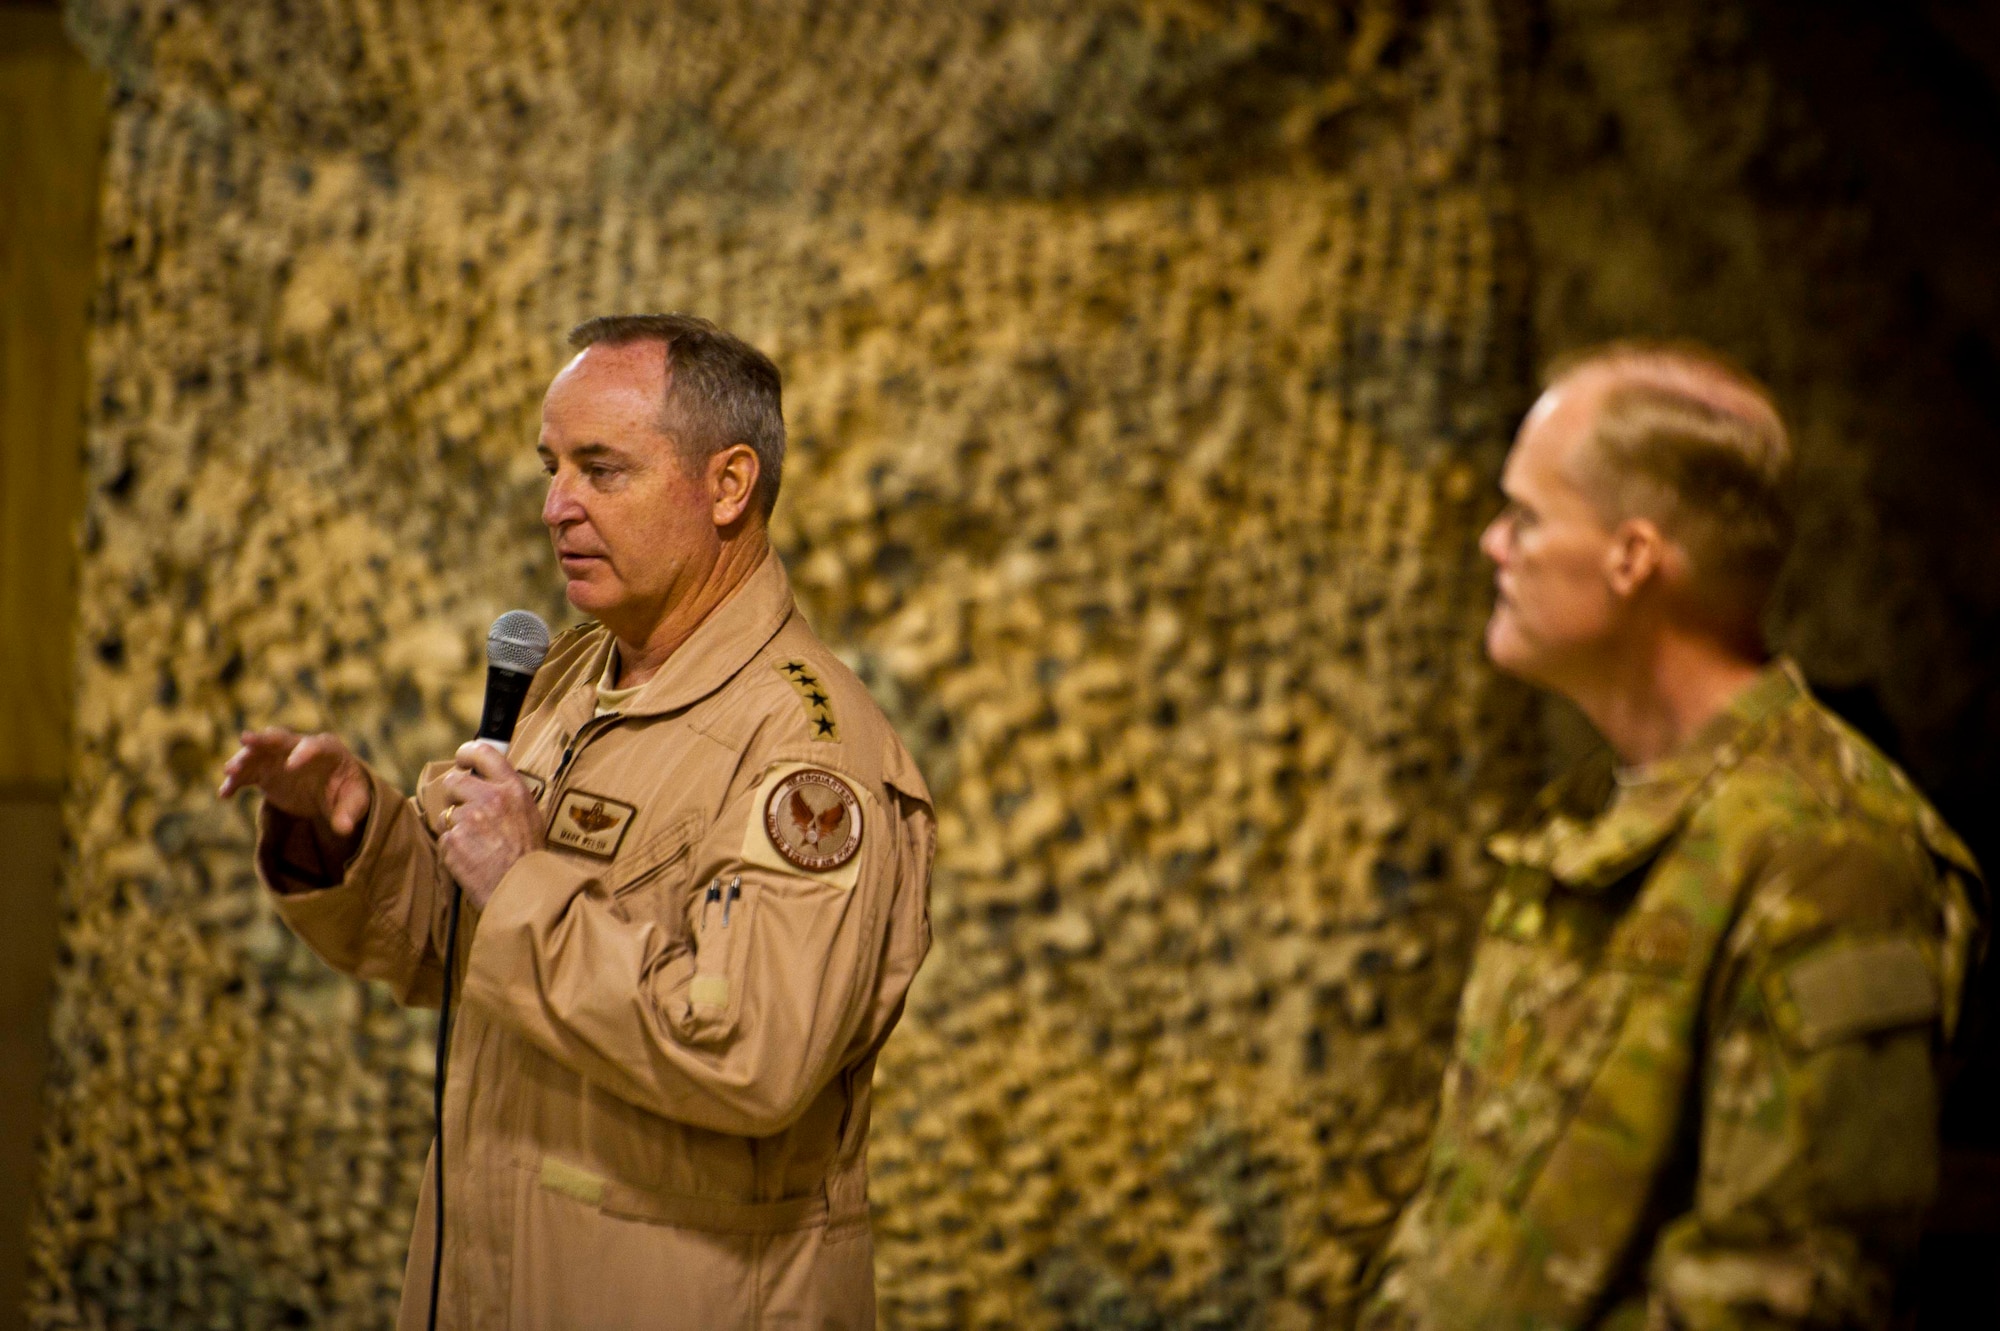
624, 547, 797, 717
557, 549, 797, 730
1491, 658, 1806, 890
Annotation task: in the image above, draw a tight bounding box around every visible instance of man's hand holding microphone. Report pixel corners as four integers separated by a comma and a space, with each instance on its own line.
217, 610, 553, 908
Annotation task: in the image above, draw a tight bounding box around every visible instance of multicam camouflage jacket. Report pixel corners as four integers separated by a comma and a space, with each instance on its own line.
1360, 661, 1984, 1330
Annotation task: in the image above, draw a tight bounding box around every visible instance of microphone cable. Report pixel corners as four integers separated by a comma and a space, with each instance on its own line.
424, 607, 548, 1331
427, 881, 464, 1331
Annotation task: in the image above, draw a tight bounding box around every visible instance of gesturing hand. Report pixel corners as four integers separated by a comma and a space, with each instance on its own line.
218, 729, 374, 868
438, 741, 546, 909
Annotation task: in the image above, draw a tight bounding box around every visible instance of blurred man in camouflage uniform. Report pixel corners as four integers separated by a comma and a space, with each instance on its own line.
1360, 343, 1984, 1329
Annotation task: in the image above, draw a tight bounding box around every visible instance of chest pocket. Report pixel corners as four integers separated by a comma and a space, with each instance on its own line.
603, 813, 703, 923
1464, 873, 1648, 1208
1488, 969, 1638, 1207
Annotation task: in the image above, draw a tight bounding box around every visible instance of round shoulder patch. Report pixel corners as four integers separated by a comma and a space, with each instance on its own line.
764, 768, 864, 872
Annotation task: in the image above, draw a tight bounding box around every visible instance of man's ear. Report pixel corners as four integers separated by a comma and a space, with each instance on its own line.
709, 443, 762, 528
1605, 517, 1666, 598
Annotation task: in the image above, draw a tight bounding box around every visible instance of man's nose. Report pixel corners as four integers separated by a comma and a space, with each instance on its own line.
542, 472, 581, 528
1478, 515, 1507, 565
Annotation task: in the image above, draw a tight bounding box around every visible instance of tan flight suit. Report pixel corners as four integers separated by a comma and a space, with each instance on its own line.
257, 551, 935, 1330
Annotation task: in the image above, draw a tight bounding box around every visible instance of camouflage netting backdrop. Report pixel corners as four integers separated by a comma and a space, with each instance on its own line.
32, 1, 1544, 1327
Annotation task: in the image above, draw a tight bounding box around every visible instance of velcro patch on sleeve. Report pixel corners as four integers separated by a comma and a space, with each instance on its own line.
1769, 937, 1941, 1051
539, 1156, 606, 1207
773, 659, 841, 742
740, 761, 868, 890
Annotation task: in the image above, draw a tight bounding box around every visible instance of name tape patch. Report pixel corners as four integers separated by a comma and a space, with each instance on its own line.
548, 789, 637, 859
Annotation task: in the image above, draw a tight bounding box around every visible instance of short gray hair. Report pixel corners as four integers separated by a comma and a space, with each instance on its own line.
567, 313, 785, 517
1548, 340, 1793, 638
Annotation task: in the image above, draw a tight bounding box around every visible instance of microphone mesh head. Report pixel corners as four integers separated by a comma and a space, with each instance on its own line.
487, 610, 552, 674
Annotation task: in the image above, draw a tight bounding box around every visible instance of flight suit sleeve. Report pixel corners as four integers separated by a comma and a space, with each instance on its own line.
1640, 833, 1980, 1329
256, 761, 460, 1009
460, 759, 931, 1137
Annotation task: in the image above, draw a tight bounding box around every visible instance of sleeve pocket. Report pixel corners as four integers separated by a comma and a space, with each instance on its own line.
676, 872, 758, 1047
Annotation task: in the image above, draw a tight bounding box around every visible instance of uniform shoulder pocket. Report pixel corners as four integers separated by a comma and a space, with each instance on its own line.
1763, 936, 1941, 1052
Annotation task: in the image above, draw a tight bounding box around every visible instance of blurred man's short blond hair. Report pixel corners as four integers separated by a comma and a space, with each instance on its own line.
1547, 341, 1793, 642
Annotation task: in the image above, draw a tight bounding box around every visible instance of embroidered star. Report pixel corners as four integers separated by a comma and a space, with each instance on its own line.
774, 659, 840, 741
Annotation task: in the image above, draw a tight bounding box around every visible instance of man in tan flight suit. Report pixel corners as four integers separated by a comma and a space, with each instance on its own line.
1359, 343, 1983, 1329
219, 314, 934, 1330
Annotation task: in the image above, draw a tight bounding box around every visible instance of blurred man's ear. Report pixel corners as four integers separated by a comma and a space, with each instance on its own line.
1604, 517, 1667, 599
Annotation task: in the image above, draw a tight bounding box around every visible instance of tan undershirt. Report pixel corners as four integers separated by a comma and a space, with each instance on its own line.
595, 648, 644, 716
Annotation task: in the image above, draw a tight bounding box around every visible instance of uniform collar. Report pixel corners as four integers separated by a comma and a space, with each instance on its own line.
568, 548, 797, 723
1490, 658, 1806, 889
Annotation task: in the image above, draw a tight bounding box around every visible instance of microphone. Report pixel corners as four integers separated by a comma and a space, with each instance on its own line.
474, 610, 552, 753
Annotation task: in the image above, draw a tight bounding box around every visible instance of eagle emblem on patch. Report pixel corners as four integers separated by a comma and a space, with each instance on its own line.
764, 768, 863, 872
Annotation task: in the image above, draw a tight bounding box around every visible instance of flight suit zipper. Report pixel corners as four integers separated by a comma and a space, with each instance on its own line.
547, 712, 620, 806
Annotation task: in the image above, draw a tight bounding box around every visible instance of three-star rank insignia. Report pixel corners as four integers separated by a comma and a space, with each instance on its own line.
763, 768, 863, 873
774, 659, 841, 742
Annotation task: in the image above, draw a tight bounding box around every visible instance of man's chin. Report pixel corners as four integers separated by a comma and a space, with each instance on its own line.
564, 577, 618, 614
1483, 617, 1537, 681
